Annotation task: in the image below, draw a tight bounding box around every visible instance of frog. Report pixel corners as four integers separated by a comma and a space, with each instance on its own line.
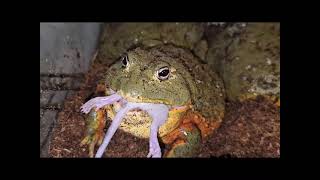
80, 44, 225, 158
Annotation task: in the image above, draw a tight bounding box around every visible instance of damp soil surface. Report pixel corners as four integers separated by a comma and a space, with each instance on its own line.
49, 61, 280, 158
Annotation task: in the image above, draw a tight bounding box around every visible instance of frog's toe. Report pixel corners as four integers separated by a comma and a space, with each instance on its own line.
88, 140, 96, 158
80, 136, 90, 146
147, 142, 162, 158
97, 135, 104, 145
147, 148, 161, 158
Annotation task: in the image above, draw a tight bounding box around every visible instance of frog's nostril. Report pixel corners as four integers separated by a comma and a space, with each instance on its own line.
141, 78, 148, 83
140, 65, 148, 71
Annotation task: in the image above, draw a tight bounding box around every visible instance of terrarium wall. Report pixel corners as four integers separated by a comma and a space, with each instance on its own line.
40, 23, 102, 157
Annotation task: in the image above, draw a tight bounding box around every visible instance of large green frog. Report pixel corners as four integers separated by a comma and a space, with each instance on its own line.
80, 44, 225, 158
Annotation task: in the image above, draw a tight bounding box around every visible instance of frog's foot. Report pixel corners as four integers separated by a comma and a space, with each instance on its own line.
80, 109, 106, 157
145, 104, 169, 158
80, 93, 122, 114
147, 137, 162, 158
81, 133, 104, 157
162, 123, 201, 158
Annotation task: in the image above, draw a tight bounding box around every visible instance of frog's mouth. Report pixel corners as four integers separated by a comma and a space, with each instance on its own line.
115, 89, 176, 106
80, 89, 185, 158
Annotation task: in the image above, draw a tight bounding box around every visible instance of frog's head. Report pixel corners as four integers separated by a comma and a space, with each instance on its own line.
105, 46, 194, 107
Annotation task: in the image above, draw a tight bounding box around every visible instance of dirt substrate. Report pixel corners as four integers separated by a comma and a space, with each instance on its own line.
197, 96, 280, 158
49, 62, 280, 158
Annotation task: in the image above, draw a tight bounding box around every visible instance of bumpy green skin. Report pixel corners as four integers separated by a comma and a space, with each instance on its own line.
106, 45, 225, 120
206, 23, 280, 102
97, 23, 206, 64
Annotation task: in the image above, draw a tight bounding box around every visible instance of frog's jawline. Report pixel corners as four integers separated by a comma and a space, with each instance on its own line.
80, 91, 185, 158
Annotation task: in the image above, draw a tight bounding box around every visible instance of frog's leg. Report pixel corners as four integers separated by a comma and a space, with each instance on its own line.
80, 108, 106, 157
162, 111, 222, 157
162, 122, 201, 157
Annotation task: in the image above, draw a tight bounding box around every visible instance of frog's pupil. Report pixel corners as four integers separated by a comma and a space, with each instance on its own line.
159, 69, 169, 77
157, 67, 170, 80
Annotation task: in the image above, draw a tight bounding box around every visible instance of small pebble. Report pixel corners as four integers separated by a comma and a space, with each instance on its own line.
183, 131, 188, 136
63, 149, 71, 153
240, 23, 247, 27
129, 144, 135, 149
266, 58, 272, 65
245, 65, 252, 70
264, 75, 274, 83
242, 76, 247, 81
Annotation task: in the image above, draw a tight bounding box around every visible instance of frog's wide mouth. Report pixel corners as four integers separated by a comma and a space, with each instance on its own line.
110, 88, 188, 111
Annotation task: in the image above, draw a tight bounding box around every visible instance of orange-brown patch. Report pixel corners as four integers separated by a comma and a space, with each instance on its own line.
96, 109, 106, 145
181, 111, 222, 139
162, 110, 223, 144
161, 122, 194, 144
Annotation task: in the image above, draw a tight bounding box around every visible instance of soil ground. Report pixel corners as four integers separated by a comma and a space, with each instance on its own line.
49, 61, 280, 158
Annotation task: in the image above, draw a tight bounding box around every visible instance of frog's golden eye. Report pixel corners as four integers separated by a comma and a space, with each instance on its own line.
157, 66, 170, 80
121, 54, 129, 68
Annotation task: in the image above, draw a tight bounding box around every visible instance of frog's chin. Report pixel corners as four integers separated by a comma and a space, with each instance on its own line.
115, 89, 168, 106
113, 89, 188, 110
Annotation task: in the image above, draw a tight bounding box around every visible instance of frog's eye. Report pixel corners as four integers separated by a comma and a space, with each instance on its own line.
157, 66, 170, 80
121, 54, 129, 68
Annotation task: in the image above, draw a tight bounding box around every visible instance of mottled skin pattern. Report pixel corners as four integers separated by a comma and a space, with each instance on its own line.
81, 44, 225, 157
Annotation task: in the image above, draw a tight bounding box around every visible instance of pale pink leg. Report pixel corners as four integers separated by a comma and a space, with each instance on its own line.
95, 103, 131, 158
